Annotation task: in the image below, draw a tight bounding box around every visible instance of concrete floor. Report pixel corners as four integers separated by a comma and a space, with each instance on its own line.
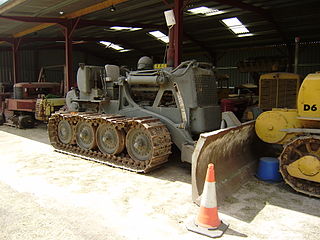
0, 124, 319, 240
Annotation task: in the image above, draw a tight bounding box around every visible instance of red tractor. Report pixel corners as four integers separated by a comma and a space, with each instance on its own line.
2, 82, 61, 128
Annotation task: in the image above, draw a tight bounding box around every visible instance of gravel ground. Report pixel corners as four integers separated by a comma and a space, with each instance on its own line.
0, 124, 319, 240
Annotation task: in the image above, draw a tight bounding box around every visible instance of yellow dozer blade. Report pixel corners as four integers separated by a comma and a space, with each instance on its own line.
192, 121, 265, 204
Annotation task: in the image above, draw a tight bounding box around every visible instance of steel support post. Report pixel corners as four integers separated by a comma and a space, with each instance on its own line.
167, 28, 175, 67
12, 38, 21, 84
294, 37, 300, 74
64, 22, 73, 95
61, 19, 79, 95
173, 0, 183, 67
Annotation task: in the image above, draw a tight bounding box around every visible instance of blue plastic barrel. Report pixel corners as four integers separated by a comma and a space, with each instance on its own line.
256, 157, 283, 182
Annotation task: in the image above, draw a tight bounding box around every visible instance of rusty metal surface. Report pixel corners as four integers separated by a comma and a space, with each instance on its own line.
48, 112, 172, 173
5, 98, 36, 112
192, 121, 263, 204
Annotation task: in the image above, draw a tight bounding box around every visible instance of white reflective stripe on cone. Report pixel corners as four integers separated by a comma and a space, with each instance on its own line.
200, 182, 217, 208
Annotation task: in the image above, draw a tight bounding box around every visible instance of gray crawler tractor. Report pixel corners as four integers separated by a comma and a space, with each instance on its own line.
48, 57, 258, 200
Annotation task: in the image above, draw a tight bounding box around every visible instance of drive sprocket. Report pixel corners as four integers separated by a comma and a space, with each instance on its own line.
279, 135, 320, 198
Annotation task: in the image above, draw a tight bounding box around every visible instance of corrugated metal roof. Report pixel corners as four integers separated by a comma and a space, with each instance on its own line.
0, 0, 319, 63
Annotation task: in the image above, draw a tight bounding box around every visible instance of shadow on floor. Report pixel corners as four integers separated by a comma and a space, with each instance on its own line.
147, 154, 192, 184
0, 123, 50, 145
3, 123, 318, 220
219, 177, 320, 223
225, 227, 248, 238
0, 124, 192, 184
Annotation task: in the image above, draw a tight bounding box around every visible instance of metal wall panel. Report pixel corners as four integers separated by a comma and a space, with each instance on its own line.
0, 50, 13, 83
38, 49, 105, 83
19, 50, 36, 82
298, 44, 320, 74
0, 50, 36, 83
215, 43, 320, 87
1, 43, 319, 87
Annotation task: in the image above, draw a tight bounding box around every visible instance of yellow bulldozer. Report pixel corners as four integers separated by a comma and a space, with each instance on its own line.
255, 72, 320, 197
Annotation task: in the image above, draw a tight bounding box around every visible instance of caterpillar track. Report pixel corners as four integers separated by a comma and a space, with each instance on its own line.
48, 112, 172, 173
280, 136, 320, 198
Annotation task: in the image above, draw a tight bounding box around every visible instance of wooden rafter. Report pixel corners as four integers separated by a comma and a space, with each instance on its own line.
0, 0, 28, 14
13, 0, 129, 38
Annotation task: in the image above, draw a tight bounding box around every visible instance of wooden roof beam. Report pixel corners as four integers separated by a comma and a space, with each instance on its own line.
12, 0, 129, 38
78, 19, 165, 30
0, 14, 66, 23
0, 0, 28, 14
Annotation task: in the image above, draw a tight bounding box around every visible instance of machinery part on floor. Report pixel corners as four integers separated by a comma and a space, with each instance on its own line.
48, 112, 171, 173
279, 136, 320, 198
192, 121, 262, 203
255, 72, 320, 197
35, 98, 65, 122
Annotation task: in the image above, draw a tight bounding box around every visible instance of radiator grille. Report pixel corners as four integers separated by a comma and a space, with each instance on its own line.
259, 77, 299, 110
194, 72, 217, 106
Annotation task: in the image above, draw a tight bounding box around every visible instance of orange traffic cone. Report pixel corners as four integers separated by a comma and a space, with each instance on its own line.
186, 163, 229, 238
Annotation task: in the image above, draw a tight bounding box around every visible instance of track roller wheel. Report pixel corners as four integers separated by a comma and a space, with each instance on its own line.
126, 127, 153, 161
75, 121, 97, 150
96, 123, 125, 155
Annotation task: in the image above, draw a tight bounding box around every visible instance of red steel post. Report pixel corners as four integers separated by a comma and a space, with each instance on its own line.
12, 38, 21, 84
64, 22, 73, 95
166, 28, 175, 67
173, 0, 183, 67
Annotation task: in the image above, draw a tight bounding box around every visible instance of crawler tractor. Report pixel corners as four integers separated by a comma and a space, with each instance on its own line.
3, 82, 63, 128
49, 58, 260, 200
256, 72, 320, 197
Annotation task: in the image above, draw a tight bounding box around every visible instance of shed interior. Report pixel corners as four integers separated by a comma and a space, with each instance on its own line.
0, 0, 320, 86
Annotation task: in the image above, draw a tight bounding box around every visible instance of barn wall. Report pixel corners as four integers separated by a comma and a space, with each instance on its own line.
215, 42, 320, 87
0, 48, 107, 84
1, 42, 320, 88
